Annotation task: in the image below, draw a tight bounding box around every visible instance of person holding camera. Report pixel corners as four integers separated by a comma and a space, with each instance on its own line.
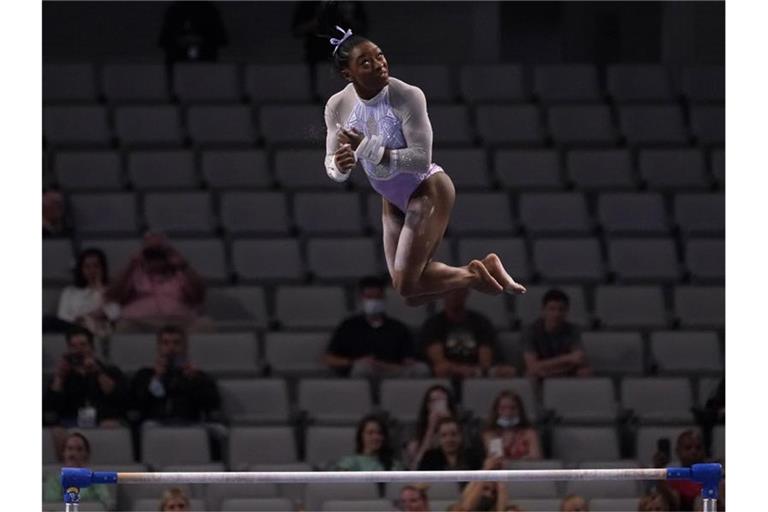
651, 430, 708, 511
130, 325, 221, 425
106, 233, 209, 333
44, 327, 126, 427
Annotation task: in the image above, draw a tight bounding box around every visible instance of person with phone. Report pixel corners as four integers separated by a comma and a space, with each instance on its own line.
44, 326, 126, 427
404, 384, 459, 469
481, 390, 542, 463
418, 417, 483, 473
651, 430, 709, 511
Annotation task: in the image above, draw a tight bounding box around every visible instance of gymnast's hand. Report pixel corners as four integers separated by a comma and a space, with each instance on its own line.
334, 143, 356, 173
338, 126, 364, 150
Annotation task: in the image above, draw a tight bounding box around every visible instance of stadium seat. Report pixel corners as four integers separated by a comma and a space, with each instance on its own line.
519, 192, 592, 235
607, 238, 680, 282
460, 291, 513, 329
606, 64, 673, 102
114, 105, 183, 146
581, 331, 644, 375
43, 239, 74, 284
101, 63, 169, 102
43, 62, 97, 102
433, 148, 491, 189
167, 238, 229, 283
316, 64, 347, 100
533, 64, 601, 102
494, 149, 563, 190
551, 426, 620, 462
379, 378, 452, 424
274, 149, 336, 189
228, 426, 298, 468
506, 499, 563, 512
533, 237, 605, 282
638, 148, 708, 190
132, 499, 205, 511
304, 483, 379, 512
44, 105, 111, 146
219, 379, 290, 425
79, 238, 139, 275
429, 105, 473, 144
70, 193, 138, 234
201, 149, 271, 189
188, 332, 259, 377
621, 377, 694, 423
650, 331, 723, 374
275, 285, 349, 329
594, 285, 667, 328
674, 193, 725, 234
43, 428, 57, 463
476, 104, 544, 145
690, 105, 725, 145
258, 105, 325, 146
497, 331, 523, 368
566, 149, 635, 190
70, 427, 134, 464
54, 150, 123, 190
140, 426, 211, 468
513, 285, 589, 327
547, 105, 618, 145
219, 498, 294, 511
43, 288, 62, 318
712, 425, 725, 461
685, 239, 725, 281
504, 480, 559, 499
543, 378, 617, 423
186, 104, 255, 145
569, 461, 642, 497
383, 287, 429, 327
108, 333, 156, 373
204, 286, 268, 329
385, 482, 461, 501
43, 333, 68, 374
392, 64, 455, 102
589, 497, 641, 511
143, 191, 216, 235
221, 192, 291, 235
711, 148, 725, 187
461, 378, 539, 422
245, 64, 313, 102
304, 426, 356, 467
321, 499, 395, 512
635, 425, 700, 466
173, 62, 240, 101
294, 192, 364, 234
458, 238, 531, 282
206, 484, 281, 510
597, 192, 669, 234
460, 64, 526, 102
680, 66, 725, 102
127, 149, 198, 189
674, 286, 725, 328
307, 237, 378, 281
263, 332, 331, 376
449, 192, 515, 235
618, 105, 688, 145
298, 379, 373, 424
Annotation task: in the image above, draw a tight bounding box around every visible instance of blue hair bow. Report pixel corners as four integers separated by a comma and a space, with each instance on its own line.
330, 26, 353, 55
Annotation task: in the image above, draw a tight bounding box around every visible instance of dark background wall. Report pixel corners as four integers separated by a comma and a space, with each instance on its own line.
43, 1, 724, 64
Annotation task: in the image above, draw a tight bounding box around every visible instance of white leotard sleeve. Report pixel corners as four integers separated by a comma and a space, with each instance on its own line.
324, 97, 352, 183
389, 85, 433, 174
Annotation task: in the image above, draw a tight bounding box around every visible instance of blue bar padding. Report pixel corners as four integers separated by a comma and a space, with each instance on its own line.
691, 463, 723, 499
92, 472, 118, 484
666, 467, 692, 480
61, 467, 93, 489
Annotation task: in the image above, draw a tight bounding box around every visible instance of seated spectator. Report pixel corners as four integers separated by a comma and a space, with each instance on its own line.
324, 276, 430, 378
398, 484, 431, 512
43, 432, 114, 509
43, 189, 70, 238
44, 327, 126, 427
638, 490, 671, 511
336, 414, 403, 471
405, 384, 460, 469
106, 233, 209, 333
56, 248, 121, 338
481, 390, 542, 463
421, 288, 516, 379
160, 487, 191, 511
522, 289, 592, 378
560, 494, 589, 512
418, 417, 483, 472
653, 430, 707, 511
693, 377, 724, 459
130, 325, 221, 424
449, 455, 508, 511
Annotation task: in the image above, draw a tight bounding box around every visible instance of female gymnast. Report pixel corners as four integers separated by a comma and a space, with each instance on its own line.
323, 27, 526, 306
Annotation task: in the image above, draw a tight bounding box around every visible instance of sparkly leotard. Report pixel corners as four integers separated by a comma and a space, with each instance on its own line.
323, 77, 444, 213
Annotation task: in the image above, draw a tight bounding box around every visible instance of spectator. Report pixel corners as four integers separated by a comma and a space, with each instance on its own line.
522, 289, 592, 378
560, 494, 589, 512
421, 288, 516, 379
450, 455, 508, 511
106, 233, 209, 333
398, 484, 430, 512
336, 414, 403, 471
418, 417, 483, 472
481, 390, 542, 463
43, 432, 114, 508
324, 276, 430, 378
160, 487, 191, 511
693, 377, 724, 458
405, 384, 459, 469
158, 1, 228, 66
653, 430, 707, 511
130, 325, 221, 424
638, 490, 671, 511
56, 248, 121, 338
43, 189, 70, 238
44, 327, 126, 427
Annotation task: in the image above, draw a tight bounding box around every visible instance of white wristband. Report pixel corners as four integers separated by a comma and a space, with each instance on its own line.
355, 134, 386, 164
325, 153, 351, 182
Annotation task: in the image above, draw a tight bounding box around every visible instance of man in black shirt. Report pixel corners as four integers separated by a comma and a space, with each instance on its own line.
130, 325, 221, 423
324, 276, 430, 378
421, 288, 516, 378
521, 289, 592, 378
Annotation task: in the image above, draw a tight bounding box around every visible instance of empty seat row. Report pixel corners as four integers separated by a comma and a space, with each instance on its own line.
44, 62, 724, 104
43, 102, 724, 147
48, 147, 724, 192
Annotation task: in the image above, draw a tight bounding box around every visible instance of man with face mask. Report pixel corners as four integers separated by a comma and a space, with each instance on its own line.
324, 276, 430, 377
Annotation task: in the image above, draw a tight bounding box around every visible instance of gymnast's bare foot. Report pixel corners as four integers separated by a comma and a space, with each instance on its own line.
482, 253, 527, 295
468, 259, 504, 295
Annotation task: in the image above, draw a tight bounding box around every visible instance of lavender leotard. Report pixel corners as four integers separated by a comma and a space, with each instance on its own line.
323, 77, 444, 213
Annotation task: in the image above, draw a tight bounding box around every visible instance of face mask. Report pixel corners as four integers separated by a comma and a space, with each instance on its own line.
497, 415, 520, 429
362, 299, 385, 316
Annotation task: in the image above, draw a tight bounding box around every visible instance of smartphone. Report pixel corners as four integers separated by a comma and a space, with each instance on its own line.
657, 438, 671, 458
433, 399, 448, 415
489, 437, 503, 457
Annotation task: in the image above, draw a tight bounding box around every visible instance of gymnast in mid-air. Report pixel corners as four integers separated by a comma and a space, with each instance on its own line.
323, 27, 526, 306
